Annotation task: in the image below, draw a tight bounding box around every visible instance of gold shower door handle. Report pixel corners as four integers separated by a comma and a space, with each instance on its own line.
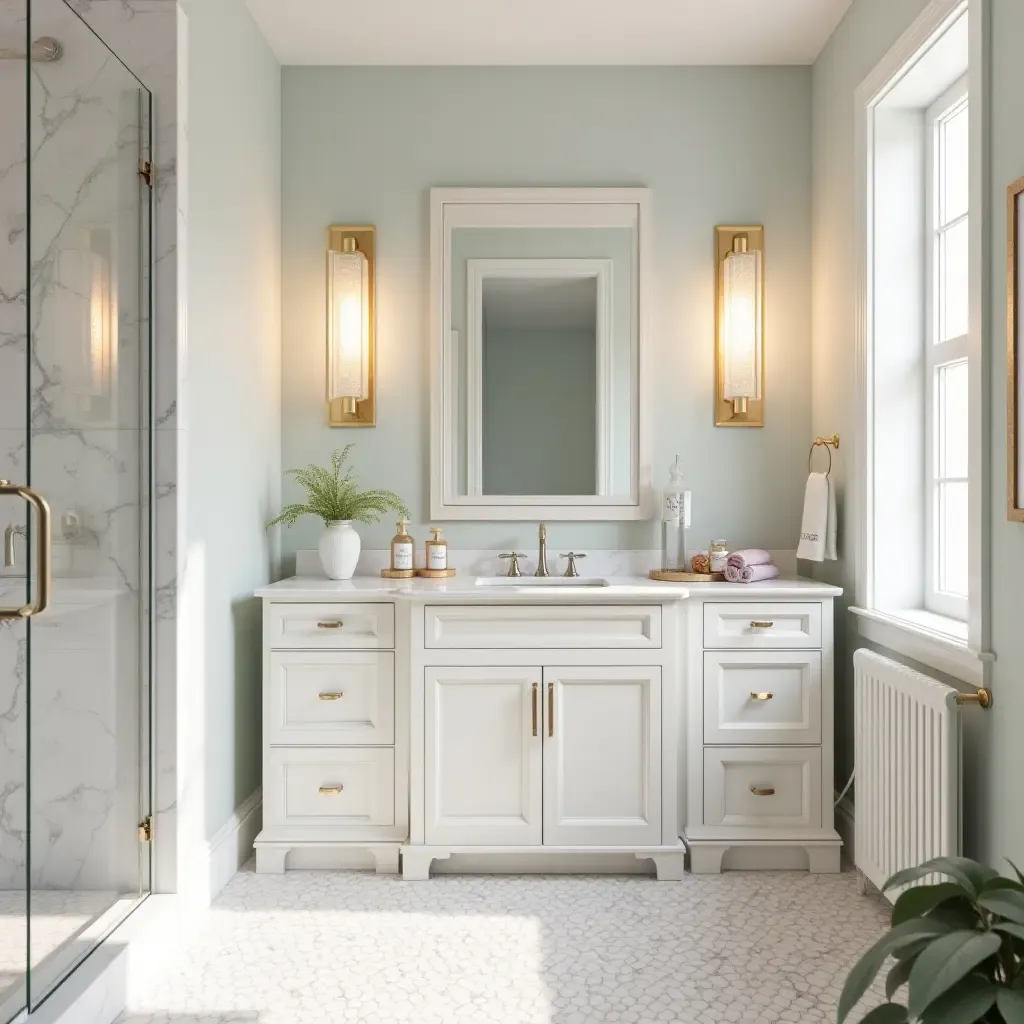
0, 481, 51, 621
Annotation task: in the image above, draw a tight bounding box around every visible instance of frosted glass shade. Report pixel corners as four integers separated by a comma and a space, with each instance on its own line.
720, 247, 763, 402
88, 250, 114, 398
328, 245, 371, 402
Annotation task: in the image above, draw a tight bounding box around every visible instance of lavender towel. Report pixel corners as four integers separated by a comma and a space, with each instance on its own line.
727, 548, 773, 571
725, 562, 781, 584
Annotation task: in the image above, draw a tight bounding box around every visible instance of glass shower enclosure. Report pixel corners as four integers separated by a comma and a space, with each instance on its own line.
0, 0, 153, 1017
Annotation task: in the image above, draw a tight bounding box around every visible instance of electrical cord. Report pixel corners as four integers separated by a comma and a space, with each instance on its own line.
834, 769, 855, 808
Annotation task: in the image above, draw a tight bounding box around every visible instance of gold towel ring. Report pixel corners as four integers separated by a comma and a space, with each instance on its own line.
808, 433, 840, 477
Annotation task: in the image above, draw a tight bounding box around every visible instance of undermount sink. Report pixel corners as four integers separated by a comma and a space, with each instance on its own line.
475, 576, 610, 588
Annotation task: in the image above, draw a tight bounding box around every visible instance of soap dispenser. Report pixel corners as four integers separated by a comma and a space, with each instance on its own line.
660, 455, 691, 571
425, 527, 449, 571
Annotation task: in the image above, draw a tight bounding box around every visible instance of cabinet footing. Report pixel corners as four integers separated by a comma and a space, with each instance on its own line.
399, 844, 686, 880
254, 839, 402, 875
684, 838, 842, 875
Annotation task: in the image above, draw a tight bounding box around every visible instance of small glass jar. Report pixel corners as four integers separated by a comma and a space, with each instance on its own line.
709, 539, 730, 574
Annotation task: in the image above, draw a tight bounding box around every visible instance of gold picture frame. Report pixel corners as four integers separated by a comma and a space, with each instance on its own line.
1008, 179, 1024, 520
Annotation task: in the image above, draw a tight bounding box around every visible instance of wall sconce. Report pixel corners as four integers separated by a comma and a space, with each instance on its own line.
715, 225, 764, 427
327, 225, 376, 427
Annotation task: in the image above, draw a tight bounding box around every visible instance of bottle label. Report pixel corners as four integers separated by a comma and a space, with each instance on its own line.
393, 542, 413, 571
427, 545, 447, 570
662, 492, 690, 526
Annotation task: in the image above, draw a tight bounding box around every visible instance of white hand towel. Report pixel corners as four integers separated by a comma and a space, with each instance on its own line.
797, 472, 837, 562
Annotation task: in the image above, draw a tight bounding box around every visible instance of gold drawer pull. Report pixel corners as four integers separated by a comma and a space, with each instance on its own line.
548, 682, 555, 738
319, 785, 344, 796
750, 785, 776, 797
317, 620, 344, 629
750, 692, 774, 701
749, 620, 775, 629
531, 682, 539, 737
319, 692, 344, 701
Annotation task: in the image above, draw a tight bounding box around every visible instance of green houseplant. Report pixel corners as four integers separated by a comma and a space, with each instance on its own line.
267, 445, 408, 580
839, 856, 1024, 1024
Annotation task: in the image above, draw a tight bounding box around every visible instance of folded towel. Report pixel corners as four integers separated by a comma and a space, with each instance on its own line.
725, 562, 781, 584
727, 548, 773, 571
796, 472, 837, 562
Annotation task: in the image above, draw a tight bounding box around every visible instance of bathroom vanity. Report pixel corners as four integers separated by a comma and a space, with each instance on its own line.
252, 575, 842, 878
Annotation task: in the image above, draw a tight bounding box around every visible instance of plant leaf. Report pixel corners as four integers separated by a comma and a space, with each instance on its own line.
892, 883, 969, 926
1007, 859, 1024, 887
837, 919, 952, 1023
858, 1006, 909, 1023
926, 898, 983, 933
981, 876, 1024, 895
884, 857, 996, 897
997, 988, 1024, 1023
979, 889, 1024, 925
919, 976, 998, 1024
885, 957, 915, 1000
995, 922, 1024, 942
906, 931, 1002, 1018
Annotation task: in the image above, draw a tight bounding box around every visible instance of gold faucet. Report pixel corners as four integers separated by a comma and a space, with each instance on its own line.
4, 524, 26, 568
535, 523, 550, 577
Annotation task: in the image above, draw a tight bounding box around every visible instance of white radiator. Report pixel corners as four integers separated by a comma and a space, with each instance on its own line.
853, 649, 961, 901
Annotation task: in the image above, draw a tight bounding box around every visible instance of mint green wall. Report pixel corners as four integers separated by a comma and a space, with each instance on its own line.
812, 0, 1024, 866
181, 0, 281, 842
280, 67, 813, 564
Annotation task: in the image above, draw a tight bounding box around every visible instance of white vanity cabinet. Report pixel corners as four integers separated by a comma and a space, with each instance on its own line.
254, 575, 841, 879
682, 591, 842, 874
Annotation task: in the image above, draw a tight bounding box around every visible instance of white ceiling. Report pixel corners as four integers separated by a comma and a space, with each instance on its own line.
245, 0, 854, 67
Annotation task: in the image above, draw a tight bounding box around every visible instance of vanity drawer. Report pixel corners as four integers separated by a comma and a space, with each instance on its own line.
424, 605, 662, 650
703, 747, 821, 829
703, 651, 821, 745
267, 603, 395, 650
268, 651, 395, 746
703, 603, 822, 649
264, 747, 395, 828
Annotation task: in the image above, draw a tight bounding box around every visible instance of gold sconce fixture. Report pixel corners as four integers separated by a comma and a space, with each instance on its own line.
715, 225, 764, 427
327, 225, 375, 427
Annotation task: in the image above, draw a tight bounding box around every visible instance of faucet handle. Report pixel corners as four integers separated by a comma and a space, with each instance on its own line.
499, 552, 525, 578
561, 552, 587, 578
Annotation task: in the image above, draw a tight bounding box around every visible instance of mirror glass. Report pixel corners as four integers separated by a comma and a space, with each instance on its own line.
436, 194, 646, 519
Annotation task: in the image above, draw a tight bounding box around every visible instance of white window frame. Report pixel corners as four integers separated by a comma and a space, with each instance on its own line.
924, 77, 970, 621
852, 0, 993, 688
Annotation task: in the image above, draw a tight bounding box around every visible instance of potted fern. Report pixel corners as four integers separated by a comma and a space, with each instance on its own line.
267, 445, 408, 580
839, 856, 1024, 1023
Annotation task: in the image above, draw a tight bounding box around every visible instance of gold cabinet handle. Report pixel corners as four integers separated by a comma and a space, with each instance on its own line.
319, 692, 344, 701
749, 621, 775, 629
0, 481, 51, 621
531, 682, 539, 737
750, 692, 774, 701
750, 785, 776, 797
317, 620, 344, 629
548, 682, 555, 738
319, 785, 344, 795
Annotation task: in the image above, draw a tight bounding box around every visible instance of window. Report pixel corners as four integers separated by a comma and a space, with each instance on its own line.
925, 79, 969, 621
853, 1, 989, 687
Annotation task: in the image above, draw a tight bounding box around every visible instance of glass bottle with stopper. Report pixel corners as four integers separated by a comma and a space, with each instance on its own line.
661, 455, 691, 571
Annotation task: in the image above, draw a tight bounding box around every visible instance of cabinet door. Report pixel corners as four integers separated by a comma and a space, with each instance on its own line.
424, 667, 542, 846
543, 667, 661, 847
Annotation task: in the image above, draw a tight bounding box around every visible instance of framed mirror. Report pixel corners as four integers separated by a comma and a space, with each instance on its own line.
430, 188, 650, 520
1010, 177, 1024, 521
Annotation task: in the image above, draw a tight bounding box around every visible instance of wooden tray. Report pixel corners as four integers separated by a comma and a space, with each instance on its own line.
380, 568, 416, 579
648, 569, 724, 583
415, 568, 457, 579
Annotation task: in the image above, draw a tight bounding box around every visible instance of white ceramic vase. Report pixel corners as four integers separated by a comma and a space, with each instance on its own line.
318, 520, 361, 580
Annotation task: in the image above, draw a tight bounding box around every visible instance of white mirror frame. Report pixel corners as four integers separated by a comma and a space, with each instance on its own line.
429, 187, 652, 521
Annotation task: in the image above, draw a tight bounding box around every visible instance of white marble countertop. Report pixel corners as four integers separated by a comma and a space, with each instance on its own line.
256, 575, 842, 602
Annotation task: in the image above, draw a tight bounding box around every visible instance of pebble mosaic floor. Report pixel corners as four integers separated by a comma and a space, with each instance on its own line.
117, 861, 891, 1024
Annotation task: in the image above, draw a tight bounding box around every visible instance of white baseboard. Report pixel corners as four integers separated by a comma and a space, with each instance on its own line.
835, 791, 855, 866
187, 788, 262, 909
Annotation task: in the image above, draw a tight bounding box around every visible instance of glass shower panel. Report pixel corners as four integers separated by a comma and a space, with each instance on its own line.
26, 0, 152, 1010
0, 1, 29, 1018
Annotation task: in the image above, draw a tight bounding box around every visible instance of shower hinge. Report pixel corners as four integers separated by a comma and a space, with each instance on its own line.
138, 160, 154, 187
137, 816, 153, 843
